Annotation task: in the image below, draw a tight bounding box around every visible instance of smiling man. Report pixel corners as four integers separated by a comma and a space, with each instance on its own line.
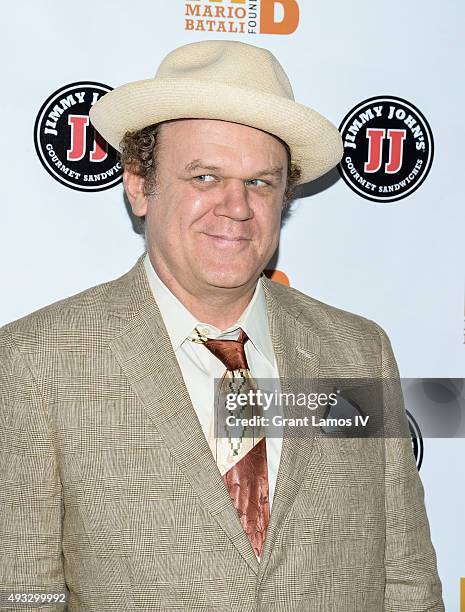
124, 119, 288, 328
0, 41, 443, 611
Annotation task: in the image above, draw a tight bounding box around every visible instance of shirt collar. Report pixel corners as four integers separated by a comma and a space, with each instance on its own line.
143, 252, 275, 367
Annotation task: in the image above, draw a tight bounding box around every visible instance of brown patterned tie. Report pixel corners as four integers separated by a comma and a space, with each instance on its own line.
197, 328, 270, 559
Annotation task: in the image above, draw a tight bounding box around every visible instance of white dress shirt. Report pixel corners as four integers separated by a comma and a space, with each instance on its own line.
143, 253, 283, 509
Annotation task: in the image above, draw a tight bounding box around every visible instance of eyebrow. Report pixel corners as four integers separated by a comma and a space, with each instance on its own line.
185, 160, 221, 174
184, 159, 285, 180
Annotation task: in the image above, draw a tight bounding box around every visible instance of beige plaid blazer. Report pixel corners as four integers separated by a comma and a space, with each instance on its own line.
0, 253, 443, 611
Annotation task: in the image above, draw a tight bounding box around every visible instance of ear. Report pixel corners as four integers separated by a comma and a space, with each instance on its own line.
123, 168, 148, 217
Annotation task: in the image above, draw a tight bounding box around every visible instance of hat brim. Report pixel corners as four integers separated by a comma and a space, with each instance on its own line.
89, 78, 343, 184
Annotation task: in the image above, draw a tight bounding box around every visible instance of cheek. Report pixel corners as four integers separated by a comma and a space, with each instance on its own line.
159, 184, 213, 223
254, 200, 282, 238
147, 187, 213, 247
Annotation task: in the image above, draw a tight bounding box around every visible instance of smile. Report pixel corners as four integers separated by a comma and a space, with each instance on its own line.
202, 233, 251, 248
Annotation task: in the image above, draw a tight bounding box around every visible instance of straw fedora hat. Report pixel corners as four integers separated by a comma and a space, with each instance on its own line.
90, 40, 343, 184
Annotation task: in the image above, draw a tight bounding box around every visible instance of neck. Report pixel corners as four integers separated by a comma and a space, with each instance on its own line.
147, 251, 258, 331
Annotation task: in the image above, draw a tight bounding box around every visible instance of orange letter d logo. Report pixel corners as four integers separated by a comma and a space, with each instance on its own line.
260, 0, 300, 35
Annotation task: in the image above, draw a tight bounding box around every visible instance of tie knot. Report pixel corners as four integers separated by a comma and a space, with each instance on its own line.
200, 328, 249, 371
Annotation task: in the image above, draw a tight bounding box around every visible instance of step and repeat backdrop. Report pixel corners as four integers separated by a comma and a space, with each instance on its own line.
1, 1, 463, 609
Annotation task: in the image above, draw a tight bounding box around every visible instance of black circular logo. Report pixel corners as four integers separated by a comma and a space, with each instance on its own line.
338, 96, 434, 203
406, 410, 424, 471
34, 82, 122, 192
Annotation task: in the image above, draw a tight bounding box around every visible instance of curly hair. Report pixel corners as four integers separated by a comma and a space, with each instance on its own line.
120, 121, 302, 224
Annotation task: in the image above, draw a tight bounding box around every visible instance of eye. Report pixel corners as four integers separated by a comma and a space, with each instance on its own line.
194, 174, 216, 183
246, 178, 269, 187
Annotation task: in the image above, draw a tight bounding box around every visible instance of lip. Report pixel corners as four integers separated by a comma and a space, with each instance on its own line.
202, 232, 251, 246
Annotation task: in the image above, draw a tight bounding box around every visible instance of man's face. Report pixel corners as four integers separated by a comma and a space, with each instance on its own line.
129, 119, 288, 296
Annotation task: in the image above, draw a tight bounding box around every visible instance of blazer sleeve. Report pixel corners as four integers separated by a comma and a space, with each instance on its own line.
376, 324, 445, 612
0, 328, 67, 611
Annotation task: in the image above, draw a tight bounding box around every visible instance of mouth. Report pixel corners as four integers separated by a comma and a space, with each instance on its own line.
202, 233, 251, 248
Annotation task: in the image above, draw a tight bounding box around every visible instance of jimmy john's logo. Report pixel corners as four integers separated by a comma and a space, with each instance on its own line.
184, 0, 300, 35
338, 96, 434, 202
34, 82, 122, 192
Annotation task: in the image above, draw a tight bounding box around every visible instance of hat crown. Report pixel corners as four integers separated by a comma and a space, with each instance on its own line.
155, 40, 294, 101
89, 40, 343, 184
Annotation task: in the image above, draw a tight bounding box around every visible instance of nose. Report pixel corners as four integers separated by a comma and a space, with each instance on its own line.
213, 179, 254, 221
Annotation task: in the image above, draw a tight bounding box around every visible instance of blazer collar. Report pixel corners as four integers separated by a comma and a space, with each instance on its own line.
257, 276, 322, 579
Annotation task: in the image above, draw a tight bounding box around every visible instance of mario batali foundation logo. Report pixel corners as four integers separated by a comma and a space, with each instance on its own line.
338, 96, 434, 203
184, 0, 300, 35
34, 82, 122, 192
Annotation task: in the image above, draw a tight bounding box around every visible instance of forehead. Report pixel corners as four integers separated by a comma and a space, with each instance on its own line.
157, 119, 288, 169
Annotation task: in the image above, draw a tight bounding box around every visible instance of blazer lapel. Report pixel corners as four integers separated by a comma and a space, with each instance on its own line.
106, 254, 259, 574
258, 278, 322, 578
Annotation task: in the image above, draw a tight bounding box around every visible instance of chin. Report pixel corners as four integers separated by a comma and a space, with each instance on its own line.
201, 268, 257, 290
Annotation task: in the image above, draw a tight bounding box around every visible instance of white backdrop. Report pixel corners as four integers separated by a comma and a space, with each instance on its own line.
1, 1, 464, 609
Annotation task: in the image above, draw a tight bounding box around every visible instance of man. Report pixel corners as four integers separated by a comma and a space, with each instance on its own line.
0, 41, 443, 611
